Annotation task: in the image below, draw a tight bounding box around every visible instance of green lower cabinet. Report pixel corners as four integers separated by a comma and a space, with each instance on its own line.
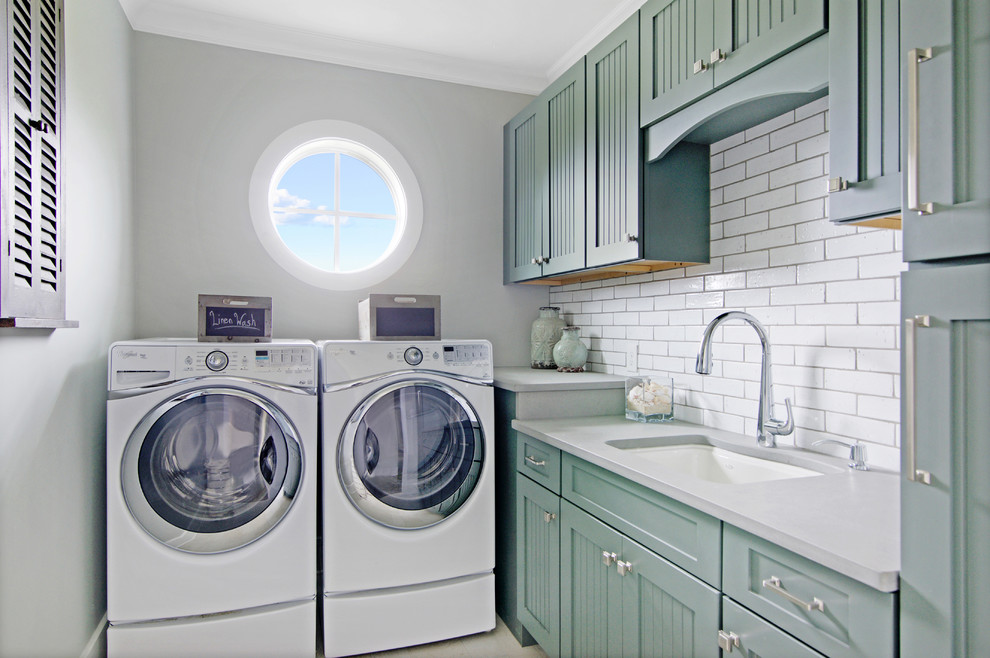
721, 596, 826, 657
516, 475, 561, 655
560, 499, 720, 657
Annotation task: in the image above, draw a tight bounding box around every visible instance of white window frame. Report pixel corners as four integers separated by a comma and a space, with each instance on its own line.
249, 120, 423, 291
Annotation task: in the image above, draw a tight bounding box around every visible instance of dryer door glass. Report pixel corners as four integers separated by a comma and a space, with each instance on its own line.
122, 389, 303, 553
338, 381, 483, 529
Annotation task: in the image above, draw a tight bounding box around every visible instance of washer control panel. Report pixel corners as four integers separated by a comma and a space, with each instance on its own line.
109, 341, 317, 390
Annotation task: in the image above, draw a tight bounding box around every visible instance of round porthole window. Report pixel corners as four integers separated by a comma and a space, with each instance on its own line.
249, 121, 423, 290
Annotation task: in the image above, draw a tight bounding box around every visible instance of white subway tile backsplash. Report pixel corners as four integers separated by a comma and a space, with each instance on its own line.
769, 114, 825, 150
769, 156, 825, 189
796, 303, 858, 325
705, 272, 747, 290
795, 176, 829, 203
769, 241, 825, 266
725, 288, 771, 307
827, 325, 896, 349
724, 251, 770, 272
770, 283, 825, 305
723, 173, 770, 202
824, 369, 894, 396
798, 258, 859, 283
746, 186, 797, 214
746, 226, 796, 251
795, 132, 830, 161
723, 135, 770, 167
827, 278, 895, 303
826, 230, 895, 259
711, 235, 748, 257
769, 198, 826, 227
550, 96, 901, 469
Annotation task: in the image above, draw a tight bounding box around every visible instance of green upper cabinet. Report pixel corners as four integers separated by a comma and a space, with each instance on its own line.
504, 99, 543, 283
640, 0, 827, 126
900, 1, 990, 261
504, 59, 586, 283
639, 0, 717, 129
586, 13, 641, 269
828, 0, 902, 225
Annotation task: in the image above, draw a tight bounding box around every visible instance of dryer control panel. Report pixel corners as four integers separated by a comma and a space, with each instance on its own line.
320, 340, 493, 384
109, 340, 317, 391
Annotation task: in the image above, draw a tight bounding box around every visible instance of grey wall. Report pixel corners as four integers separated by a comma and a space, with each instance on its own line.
132, 34, 546, 363
0, 0, 134, 655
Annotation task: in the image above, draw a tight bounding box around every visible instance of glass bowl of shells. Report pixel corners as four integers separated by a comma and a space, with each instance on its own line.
625, 376, 674, 423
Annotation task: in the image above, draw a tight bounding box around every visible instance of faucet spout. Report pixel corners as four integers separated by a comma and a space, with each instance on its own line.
695, 311, 794, 447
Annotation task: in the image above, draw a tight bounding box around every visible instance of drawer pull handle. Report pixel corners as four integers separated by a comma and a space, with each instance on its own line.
524, 455, 546, 468
761, 576, 825, 612
544, 511, 557, 523
906, 47, 934, 215
904, 315, 933, 485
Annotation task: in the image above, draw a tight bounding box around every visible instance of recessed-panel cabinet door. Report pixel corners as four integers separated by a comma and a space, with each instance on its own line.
901, 263, 990, 657
828, 0, 902, 224
504, 99, 545, 282
640, 0, 716, 125
901, 1, 990, 260
586, 14, 641, 269
516, 476, 560, 655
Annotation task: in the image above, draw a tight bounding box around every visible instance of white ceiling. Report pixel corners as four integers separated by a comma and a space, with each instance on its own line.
116, 0, 646, 95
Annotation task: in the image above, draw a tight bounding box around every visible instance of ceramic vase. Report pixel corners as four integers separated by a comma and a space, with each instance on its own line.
552, 326, 588, 372
530, 306, 566, 369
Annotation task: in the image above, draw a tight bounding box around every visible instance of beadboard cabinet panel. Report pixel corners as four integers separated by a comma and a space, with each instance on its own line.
586, 13, 640, 268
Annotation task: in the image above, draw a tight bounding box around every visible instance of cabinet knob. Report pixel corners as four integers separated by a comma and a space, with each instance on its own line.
625, 233, 638, 243
717, 630, 740, 652
693, 58, 708, 75
616, 559, 633, 576
828, 177, 848, 193
544, 511, 557, 523
710, 48, 727, 64
602, 551, 617, 567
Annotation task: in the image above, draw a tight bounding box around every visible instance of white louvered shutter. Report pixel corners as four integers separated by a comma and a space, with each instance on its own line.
2, 0, 63, 321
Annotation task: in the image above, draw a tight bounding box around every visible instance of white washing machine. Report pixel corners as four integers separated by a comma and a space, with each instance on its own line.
106, 339, 318, 657
320, 340, 495, 657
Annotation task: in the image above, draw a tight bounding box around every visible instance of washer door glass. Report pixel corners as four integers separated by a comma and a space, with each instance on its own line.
338, 381, 484, 529
122, 389, 303, 553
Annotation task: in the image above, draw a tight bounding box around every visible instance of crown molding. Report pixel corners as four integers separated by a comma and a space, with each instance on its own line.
121, 2, 550, 95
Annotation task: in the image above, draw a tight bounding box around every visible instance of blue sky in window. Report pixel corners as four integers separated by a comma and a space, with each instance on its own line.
272, 150, 398, 272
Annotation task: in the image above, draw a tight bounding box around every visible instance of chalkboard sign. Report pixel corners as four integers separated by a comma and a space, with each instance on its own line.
198, 295, 272, 342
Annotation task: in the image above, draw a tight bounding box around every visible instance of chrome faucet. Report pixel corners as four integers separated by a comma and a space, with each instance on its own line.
695, 311, 794, 448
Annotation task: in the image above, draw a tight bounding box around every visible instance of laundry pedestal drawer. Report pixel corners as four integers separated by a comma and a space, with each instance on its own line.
722, 525, 896, 658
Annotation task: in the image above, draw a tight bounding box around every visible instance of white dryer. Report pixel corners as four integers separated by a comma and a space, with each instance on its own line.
106, 339, 318, 657
320, 340, 495, 657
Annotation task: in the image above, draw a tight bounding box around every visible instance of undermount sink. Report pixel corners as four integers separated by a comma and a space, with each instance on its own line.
606, 435, 824, 485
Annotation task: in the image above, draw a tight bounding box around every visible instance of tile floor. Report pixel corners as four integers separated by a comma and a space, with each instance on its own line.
357, 616, 548, 658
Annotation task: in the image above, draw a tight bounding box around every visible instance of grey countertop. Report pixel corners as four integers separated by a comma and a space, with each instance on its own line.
511, 415, 900, 592
493, 366, 626, 392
